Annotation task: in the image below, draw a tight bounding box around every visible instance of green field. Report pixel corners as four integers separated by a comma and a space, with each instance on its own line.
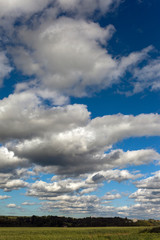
0, 227, 159, 240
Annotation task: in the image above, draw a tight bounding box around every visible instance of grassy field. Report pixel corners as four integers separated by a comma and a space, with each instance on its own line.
0, 227, 159, 240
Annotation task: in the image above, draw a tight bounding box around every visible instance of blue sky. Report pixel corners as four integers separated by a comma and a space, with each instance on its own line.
0, 0, 160, 219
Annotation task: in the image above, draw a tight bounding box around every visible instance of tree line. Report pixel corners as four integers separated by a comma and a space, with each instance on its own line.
0, 216, 159, 227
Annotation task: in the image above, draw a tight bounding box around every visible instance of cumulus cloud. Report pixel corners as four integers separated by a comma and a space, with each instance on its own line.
0, 89, 159, 179
10, 143, 160, 176
5, 103, 160, 175
9, 18, 152, 99
114, 171, 160, 218
0, 147, 28, 172
26, 169, 140, 201
0, 0, 51, 18
0, 92, 159, 177
0, 92, 89, 141
102, 193, 121, 201
0, 0, 121, 20
39, 191, 160, 218
2, 179, 28, 192
104, 149, 160, 167
40, 194, 117, 215
0, 0, 157, 100
0, 51, 12, 85
0, 195, 11, 200
87, 169, 142, 184
40, 195, 100, 214
132, 58, 160, 93
117, 202, 160, 219
134, 171, 160, 190
22, 202, 37, 206
0, 169, 30, 192
56, 0, 122, 16
7, 203, 17, 208
12, 19, 117, 98
130, 171, 160, 205
0, 0, 155, 99
27, 179, 87, 198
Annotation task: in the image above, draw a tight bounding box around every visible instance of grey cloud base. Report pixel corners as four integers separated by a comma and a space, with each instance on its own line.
0, 93, 159, 175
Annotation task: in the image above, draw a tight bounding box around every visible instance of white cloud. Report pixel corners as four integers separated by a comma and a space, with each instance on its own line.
13, 19, 117, 97
7, 203, 17, 208
0, 0, 51, 18
104, 149, 160, 167
0, 147, 28, 172
87, 169, 142, 184
132, 58, 160, 93
0, 92, 159, 176
22, 202, 37, 206
8, 17, 152, 100
102, 193, 121, 200
0, 169, 30, 192
0, 195, 11, 200
119, 171, 160, 218
10, 140, 160, 176
56, 0, 121, 16
134, 171, 160, 190
0, 92, 89, 141
0, 51, 12, 85
0, 0, 154, 99
7, 115, 160, 175
0, 0, 121, 20
37, 189, 160, 218
117, 202, 160, 219
129, 171, 160, 207
27, 179, 84, 198
0, 92, 158, 175
40, 194, 117, 215
3, 179, 28, 192
26, 169, 140, 200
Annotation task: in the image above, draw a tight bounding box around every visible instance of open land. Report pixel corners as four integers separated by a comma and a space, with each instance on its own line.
0, 227, 159, 240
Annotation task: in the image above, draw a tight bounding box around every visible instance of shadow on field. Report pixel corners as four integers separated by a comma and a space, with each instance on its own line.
140, 227, 160, 233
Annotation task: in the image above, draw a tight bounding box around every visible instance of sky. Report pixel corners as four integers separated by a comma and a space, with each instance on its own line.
0, 0, 160, 219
